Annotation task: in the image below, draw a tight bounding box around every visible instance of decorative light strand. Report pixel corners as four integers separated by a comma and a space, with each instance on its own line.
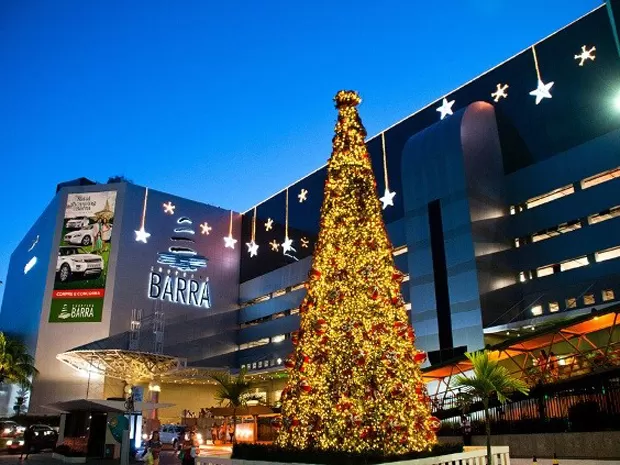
135, 188, 151, 243
532, 45, 542, 81
379, 133, 396, 210
529, 45, 554, 105
282, 188, 295, 255
246, 206, 258, 257
224, 210, 237, 249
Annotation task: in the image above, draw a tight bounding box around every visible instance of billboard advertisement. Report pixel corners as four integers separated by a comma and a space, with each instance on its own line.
49, 191, 117, 323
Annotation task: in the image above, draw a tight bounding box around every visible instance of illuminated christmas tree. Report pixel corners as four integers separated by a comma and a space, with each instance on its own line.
275, 91, 439, 455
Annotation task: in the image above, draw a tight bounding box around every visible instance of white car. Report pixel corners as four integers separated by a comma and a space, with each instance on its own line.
64, 224, 112, 246
56, 246, 104, 282
66, 217, 90, 229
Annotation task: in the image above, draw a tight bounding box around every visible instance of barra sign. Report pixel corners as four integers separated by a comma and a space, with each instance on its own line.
147, 271, 211, 308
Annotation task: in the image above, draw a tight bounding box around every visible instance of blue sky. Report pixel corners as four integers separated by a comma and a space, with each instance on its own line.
0, 0, 600, 301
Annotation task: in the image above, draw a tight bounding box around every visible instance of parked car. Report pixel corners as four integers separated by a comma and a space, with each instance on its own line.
7, 425, 58, 454
66, 217, 90, 229
0, 421, 21, 450
159, 425, 185, 449
56, 246, 104, 282
63, 224, 112, 246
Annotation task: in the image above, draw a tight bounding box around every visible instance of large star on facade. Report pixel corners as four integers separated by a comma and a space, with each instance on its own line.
269, 240, 280, 252
163, 201, 176, 214
379, 188, 396, 210
134, 226, 151, 243
265, 218, 274, 231
224, 234, 237, 249
298, 189, 308, 203
529, 80, 554, 105
200, 222, 212, 235
436, 97, 455, 120
282, 237, 295, 254
246, 240, 259, 257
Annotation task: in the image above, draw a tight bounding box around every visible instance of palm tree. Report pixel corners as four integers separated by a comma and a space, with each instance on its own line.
0, 333, 37, 388
210, 368, 262, 444
453, 350, 529, 465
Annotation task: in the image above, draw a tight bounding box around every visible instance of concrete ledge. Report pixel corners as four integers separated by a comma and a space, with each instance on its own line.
52, 452, 87, 463
440, 431, 620, 459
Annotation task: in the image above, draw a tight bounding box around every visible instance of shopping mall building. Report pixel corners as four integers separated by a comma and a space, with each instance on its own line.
2, 2, 620, 426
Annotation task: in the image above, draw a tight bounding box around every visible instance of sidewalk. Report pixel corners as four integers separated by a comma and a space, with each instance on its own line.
511, 460, 620, 465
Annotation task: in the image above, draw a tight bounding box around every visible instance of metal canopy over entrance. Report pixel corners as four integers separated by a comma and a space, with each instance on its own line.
423, 306, 620, 411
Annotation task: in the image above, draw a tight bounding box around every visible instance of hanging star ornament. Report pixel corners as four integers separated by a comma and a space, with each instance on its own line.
134, 226, 151, 244
574, 45, 596, 66
436, 97, 455, 120
491, 83, 509, 102
282, 236, 295, 254
298, 189, 308, 203
163, 201, 176, 214
269, 240, 280, 252
224, 234, 237, 249
200, 222, 212, 235
379, 187, 396, 210
246, 240, 259, 257
265, 218, 273, 231
529, 79, 554, 105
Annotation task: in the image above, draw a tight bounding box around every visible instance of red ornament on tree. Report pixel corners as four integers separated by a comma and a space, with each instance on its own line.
370, 288, 379, 300
299, 379, 312, 393
310, 269, 321, 280
353, 349, 366, 366
284, 355, 295, 369
271, 418, 282, 429
428, 416, 442, 432
291, 331, 301, 345
414, 352, 427, 364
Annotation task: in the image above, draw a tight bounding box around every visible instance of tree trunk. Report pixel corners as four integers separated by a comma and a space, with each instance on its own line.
484, 397, 492, 465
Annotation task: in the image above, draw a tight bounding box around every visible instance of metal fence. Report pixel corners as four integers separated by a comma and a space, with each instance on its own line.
437, 372, 620, 435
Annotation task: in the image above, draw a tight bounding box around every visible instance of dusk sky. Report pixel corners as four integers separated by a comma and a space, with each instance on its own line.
0, 0, 600, 302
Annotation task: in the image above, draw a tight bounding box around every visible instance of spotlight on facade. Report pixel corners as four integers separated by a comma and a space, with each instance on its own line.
615, 92, 620, 111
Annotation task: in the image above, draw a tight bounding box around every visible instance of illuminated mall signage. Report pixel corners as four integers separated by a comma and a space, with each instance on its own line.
147, 271, 211, 308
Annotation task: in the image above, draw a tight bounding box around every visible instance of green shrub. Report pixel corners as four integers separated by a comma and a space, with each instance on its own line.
232, 442, 463, 464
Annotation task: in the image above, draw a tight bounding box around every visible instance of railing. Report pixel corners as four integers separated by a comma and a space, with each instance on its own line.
196, 446, 511, 465
436, 373, 620, 435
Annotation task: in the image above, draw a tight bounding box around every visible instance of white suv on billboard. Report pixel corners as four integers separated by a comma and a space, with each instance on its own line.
66, 217, 90, 229
64, 224, 112, 246
56, 246, 104, 282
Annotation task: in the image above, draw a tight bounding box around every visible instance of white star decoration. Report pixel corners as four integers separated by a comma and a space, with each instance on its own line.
163, 201, 175, 214
246, 240, 259, 257
265, 218, 273, 231
436, 98, 455, 120
200, 222, 212, 235
379, 188, 396, 210
529, 79, 554, 105
269, 240, 280, 252
224, 234, 237, 249
134, 227, 151, 243
298, 189, 308, 203
282, 237, 295, 254
574, 45, 596, 66
491, 83, 509, 102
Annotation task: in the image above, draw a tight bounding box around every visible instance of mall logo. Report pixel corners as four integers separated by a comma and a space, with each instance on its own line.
148, 271, 211, 308
57, 302, 96, 320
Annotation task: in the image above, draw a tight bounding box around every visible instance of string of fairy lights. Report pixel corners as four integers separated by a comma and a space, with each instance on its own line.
135, 39, 599, 258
